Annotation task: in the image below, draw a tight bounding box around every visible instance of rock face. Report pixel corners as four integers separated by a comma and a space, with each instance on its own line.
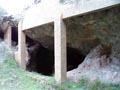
25, 6, 120, 56
67, 43, 120, 84
77, 43, 112, 70
25, 24, 54, 50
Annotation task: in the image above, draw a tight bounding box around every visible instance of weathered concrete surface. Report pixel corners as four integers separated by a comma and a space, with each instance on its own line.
25, 6, 120, 56
54, 13, 67, 82
22, 0, 120, 30
18, 21, 26, 69
4, 26, 12, 48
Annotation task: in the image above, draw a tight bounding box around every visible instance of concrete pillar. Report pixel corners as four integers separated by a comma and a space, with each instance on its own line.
18, 20, 26, 69
14, 51, 19, 64
4, 26, 12, 48
54, 13, 67, 83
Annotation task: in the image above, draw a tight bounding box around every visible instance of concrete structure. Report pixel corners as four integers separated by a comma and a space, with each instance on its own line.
54, 13, 67, 82
18, 0, 120, 83
22, 0, 120, 30
18, 20, 26, 69
4, 26, 12, 48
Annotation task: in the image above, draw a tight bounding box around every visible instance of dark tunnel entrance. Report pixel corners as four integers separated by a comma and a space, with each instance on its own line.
26, 43, 85, 76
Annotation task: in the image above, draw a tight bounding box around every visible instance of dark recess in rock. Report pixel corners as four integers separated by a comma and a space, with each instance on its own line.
26, 43, 85, 76
0, 30, 4, 39
0, 26, 35, 46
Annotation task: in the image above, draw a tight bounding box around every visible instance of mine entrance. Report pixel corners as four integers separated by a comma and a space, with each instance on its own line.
26, 43, 85, 76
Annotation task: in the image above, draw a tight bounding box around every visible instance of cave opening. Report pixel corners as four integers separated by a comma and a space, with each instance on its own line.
26, 43, 85, 76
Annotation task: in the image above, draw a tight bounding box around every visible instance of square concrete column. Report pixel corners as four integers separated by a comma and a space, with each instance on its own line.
54, 13, 67, 83
4, 26, 12, 48
18, 21, 26, 69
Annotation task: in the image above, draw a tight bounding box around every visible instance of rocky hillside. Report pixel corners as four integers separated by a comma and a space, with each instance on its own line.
67, 43, 120, 84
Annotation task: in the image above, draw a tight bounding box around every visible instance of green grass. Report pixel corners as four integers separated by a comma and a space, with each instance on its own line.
0, 42, 120, 90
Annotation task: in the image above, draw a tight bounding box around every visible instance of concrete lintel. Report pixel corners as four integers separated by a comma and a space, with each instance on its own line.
54, 13, 67, 83
22, 0, 120, 30
63, 0, 120, 18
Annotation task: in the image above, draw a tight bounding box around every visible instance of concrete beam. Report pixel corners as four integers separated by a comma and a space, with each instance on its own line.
54, 13, 67, 83
4, 26, 12, 48
22, 0, 120, 30
18, 20, 26, 69
63, 0, 120, 18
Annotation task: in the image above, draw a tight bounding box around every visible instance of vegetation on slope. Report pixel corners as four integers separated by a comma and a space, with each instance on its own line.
0, 42, 120, 90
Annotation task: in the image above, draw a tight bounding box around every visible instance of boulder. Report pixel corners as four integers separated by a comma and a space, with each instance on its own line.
77, 43, 112, 70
